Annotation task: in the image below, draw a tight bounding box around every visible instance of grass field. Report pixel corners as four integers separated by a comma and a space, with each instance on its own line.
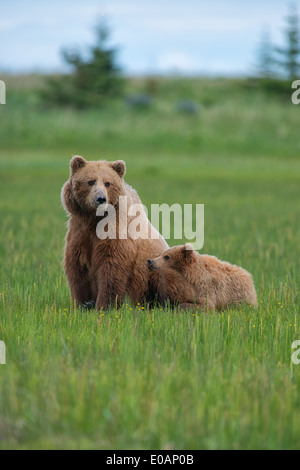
0, 75, 299, 449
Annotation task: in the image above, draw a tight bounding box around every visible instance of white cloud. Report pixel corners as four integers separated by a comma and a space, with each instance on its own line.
0, 18, 26, 32
157, 52, 200, 73
0, 0, 293, 74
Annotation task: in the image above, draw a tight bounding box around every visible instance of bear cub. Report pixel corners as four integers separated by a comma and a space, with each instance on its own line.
148, 244, 257, 310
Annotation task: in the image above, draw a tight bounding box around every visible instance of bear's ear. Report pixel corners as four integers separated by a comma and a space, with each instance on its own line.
184, 243, 194, 252
111, 160, 126, 178
182, 243, 195, 262
70, 155, 87, 175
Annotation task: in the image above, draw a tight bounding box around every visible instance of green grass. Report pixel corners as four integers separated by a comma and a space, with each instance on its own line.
0, 75, 299, 449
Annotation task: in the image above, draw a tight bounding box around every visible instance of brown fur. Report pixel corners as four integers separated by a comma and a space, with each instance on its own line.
149, 244, 257, 310
61, 156, 168, 310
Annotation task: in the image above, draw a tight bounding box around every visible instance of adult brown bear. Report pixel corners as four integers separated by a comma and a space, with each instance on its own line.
61, 156, 168, 310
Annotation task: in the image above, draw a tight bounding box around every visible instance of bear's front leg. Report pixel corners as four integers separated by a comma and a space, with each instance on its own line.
95, 265, 128, 311
64, 246, 94, 307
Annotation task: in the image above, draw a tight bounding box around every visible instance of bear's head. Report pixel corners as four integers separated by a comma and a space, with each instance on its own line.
148, 243, 196, 273
62, 156, 126, 216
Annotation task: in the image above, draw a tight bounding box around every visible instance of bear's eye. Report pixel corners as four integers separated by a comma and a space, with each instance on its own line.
88, 180, 96, 186
164, 255, 170, 261
104, 182, 110, 188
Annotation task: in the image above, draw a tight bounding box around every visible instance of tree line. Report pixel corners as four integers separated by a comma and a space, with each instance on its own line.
256, 3, 300, 80
42, 4, 300, 108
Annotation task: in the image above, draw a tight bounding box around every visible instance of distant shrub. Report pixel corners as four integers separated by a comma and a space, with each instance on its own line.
125, 94, 152, 110
244, 77, 292, 98
176, 100, 199, 114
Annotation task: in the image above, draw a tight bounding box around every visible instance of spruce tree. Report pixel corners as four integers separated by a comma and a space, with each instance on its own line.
42, 19, 124, 108
275, 3, 300, 80
256, 28, 275, 78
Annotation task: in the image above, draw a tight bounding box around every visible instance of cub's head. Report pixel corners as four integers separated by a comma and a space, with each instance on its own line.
148, 243, 196, 273
62, 156, 126, 215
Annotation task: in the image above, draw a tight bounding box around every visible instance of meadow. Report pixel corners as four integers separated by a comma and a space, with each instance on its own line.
0, 75, 299, 449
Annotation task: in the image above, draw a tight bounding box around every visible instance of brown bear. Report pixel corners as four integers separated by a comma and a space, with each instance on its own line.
61, 156, 168, 310
148, 244, 257, 310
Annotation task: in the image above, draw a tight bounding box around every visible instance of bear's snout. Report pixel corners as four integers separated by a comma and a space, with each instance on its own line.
96, 195, 107, 206
148, 259, 156, 270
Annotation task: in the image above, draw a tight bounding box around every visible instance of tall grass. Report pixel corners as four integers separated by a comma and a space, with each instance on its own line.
0, 76, 299, 449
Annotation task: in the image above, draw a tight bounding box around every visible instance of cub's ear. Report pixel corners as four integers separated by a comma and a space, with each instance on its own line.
184, 243, 194, 252
111, 160, 126, 178
70, 155, 87, 175
182, 243, 195, 262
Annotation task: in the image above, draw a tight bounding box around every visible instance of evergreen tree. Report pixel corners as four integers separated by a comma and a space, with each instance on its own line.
42, 19, 124, 108
275, 3, 300, 80
255, 28, 275, 78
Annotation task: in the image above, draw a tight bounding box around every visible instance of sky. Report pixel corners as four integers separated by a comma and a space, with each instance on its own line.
0, 0, 295, 76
